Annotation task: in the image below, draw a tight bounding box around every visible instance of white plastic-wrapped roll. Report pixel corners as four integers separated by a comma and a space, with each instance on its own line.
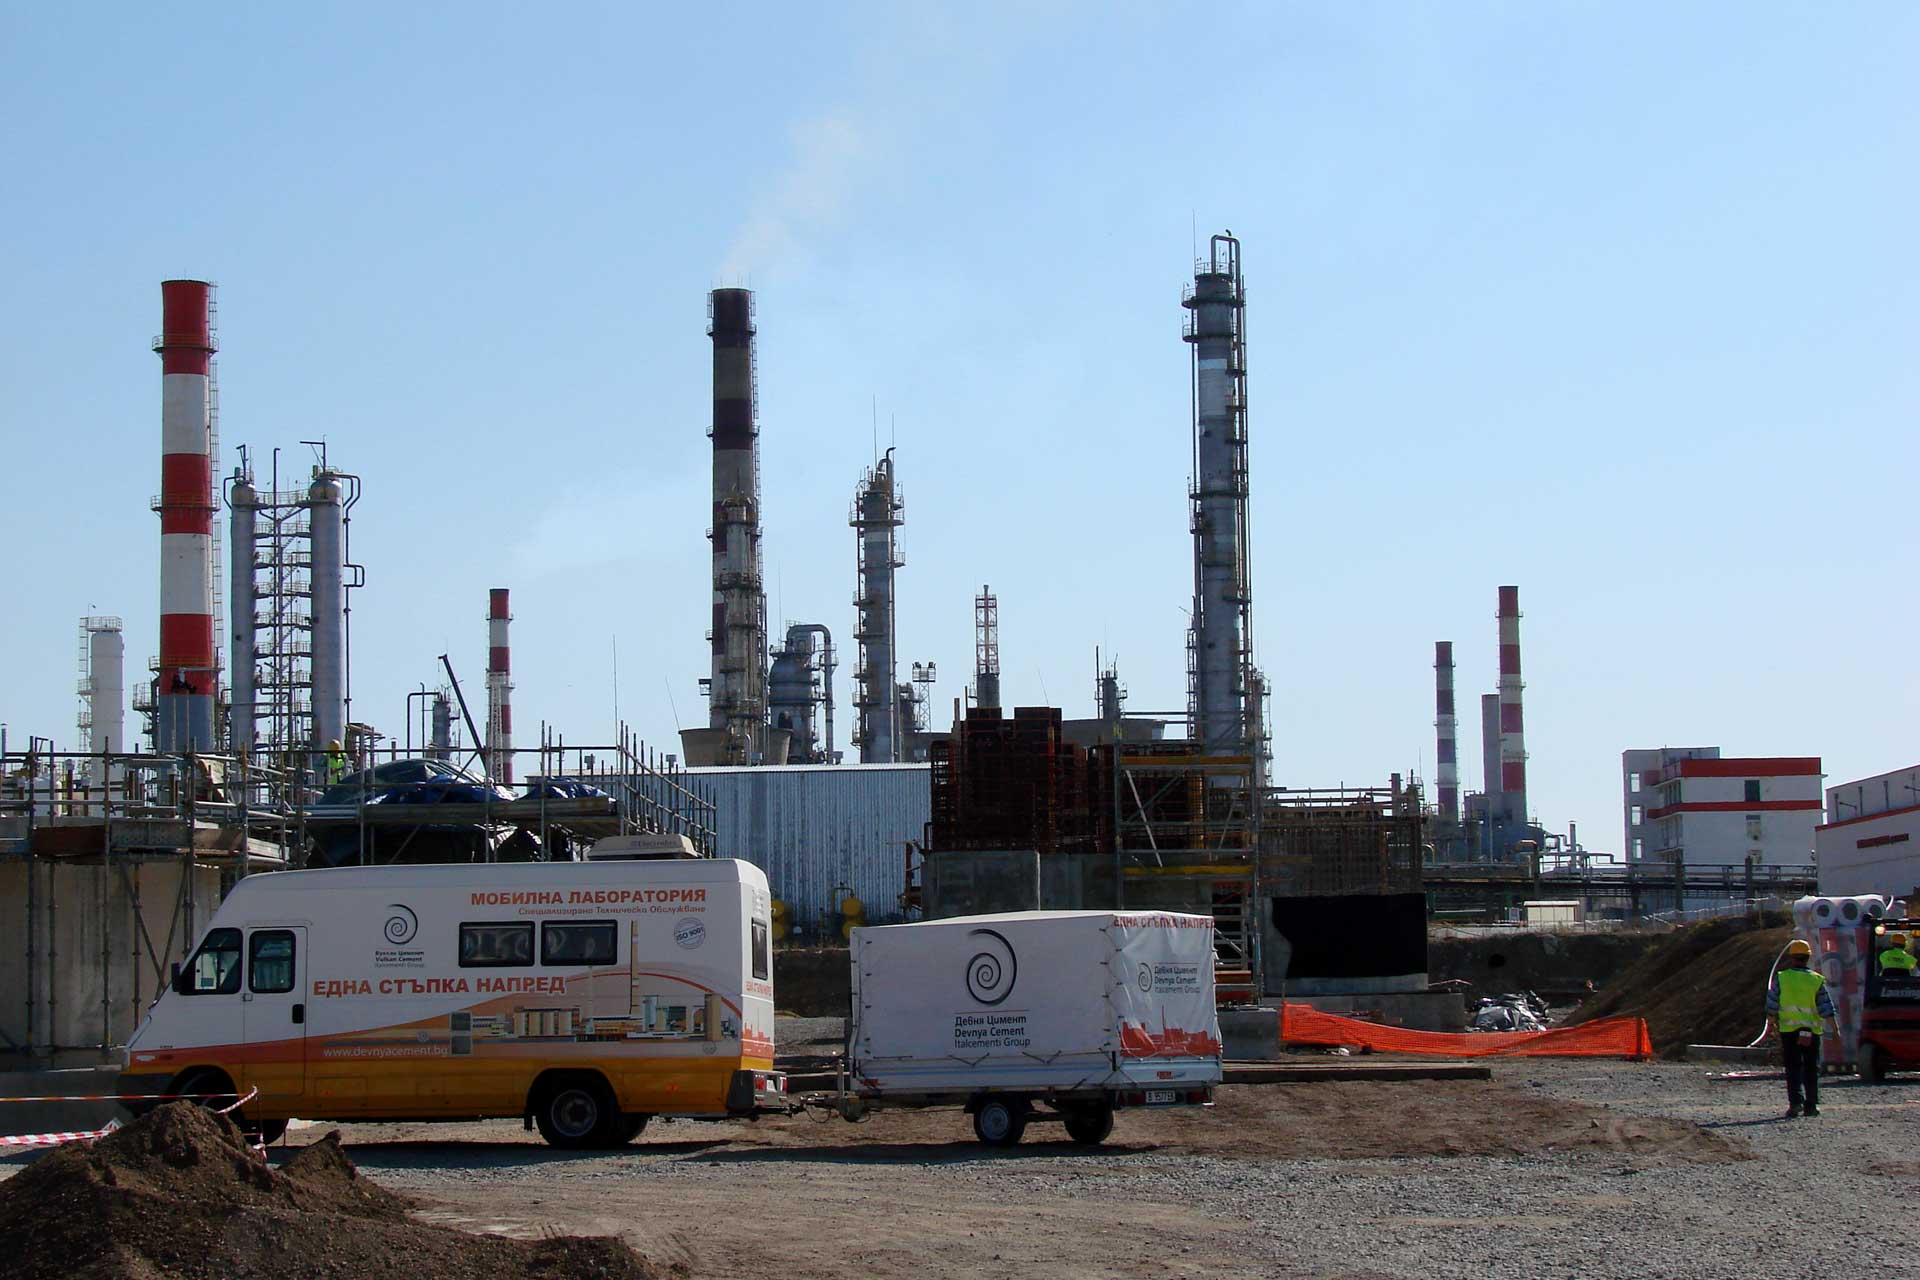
1895, 900, 1910, 919
1859, 895, 1887, 919
1792, 896, 1820, 930
1810, 898, 1837, 927
1838, 898, 1863, 924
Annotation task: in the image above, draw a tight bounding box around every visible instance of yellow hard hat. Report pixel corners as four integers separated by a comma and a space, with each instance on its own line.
1786, 939, 1813, 959
327, 739, 343, 752
1885, 932, 1909, 949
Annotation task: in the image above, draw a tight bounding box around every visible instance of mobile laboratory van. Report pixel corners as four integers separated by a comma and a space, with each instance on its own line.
845, 910, 1224, 1145
121, 859, 784, 1147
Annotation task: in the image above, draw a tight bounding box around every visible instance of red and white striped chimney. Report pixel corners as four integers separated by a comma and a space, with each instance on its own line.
1433, 641, 1459, 822
486, 588, 513, 784
1497, 585, 1527, 826
154, 280, 218, 752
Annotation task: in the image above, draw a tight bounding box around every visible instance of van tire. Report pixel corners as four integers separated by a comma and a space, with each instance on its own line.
603, 1114, 649, 1147
532, 1075, 616, 1149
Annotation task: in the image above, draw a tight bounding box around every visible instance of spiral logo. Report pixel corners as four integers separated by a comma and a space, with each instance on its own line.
964, 928, 1018, 1006
1137, 962, 1154, 993
383, 904, 418, 946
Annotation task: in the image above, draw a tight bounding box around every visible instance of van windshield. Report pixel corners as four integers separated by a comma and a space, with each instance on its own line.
184, 928, 243, 995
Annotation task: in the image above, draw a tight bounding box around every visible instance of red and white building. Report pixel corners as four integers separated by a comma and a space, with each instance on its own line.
1621, 748, 1822, 869
1816, 765, 1920, 899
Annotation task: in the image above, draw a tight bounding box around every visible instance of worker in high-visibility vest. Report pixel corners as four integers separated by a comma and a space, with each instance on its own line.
324, 739, 349, 785
1766, 938, 1836, 1118
1878, 931, 1918, 975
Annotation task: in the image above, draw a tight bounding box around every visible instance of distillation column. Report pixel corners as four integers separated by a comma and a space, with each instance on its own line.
1497, 585, 1528, 827
1434, 641, 1459, 822
309, 470, 349, 765
153, 280, 219, 752
227, 466, 258, 753
851, 451, 903, 763
1182, 235, 1254, 756
80, 617, 126, 783
706, 288, 769, 765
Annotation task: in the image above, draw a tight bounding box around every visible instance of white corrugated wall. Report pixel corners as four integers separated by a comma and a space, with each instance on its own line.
689, 764, 929, 936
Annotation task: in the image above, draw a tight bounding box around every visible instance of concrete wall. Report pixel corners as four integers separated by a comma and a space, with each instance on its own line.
0, 858, 225, 1068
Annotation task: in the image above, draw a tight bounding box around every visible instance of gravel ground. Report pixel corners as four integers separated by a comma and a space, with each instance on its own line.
7, 1053, 1911, 1279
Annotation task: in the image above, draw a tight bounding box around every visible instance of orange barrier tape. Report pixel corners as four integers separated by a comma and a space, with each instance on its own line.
1279, 1003, 1653, 1060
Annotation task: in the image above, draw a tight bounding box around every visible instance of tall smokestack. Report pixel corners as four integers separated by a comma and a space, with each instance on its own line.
851, 451, 903, 763
1433, 641, 1459, 822
1497, 585, 1527, 826
153, 280, 219, 752
706, 288, 768, 765
1480, 693, 1502, 818
1183, 234, 1253, 756
486, 588, 513, 784
973, 585, 1000, 713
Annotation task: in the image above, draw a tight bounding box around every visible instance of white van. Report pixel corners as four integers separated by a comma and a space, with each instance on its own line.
121, 859, 784, 1147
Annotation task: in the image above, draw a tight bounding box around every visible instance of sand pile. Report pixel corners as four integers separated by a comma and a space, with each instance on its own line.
1566, 916, 1793, 1057
0, 1102, 670, 1280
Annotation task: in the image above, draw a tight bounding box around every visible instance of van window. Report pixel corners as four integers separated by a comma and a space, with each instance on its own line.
249, 931, 296, 994
184, 928, 243, 995
751, 918, 770, 981
459, 922, 534, 967
541, 921, 616, 966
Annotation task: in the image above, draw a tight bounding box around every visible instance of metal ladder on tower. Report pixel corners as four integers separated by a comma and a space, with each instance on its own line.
1210, 878, 1256, 1005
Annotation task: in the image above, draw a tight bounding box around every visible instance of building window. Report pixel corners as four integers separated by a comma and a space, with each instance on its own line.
1629, 773, 1640, 793
1632, 837, 1644, 857
1744, 780, 1762, 804
1631, 805, 1643, 825
1746, 815, 1762, 841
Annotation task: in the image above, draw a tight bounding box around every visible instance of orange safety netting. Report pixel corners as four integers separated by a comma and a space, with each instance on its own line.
1279, 1002, 1653, 1060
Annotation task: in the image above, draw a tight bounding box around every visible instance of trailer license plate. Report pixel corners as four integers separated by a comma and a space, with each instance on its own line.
1145, 1089, 1177, 1105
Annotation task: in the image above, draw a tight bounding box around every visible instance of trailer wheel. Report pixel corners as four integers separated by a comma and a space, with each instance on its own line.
972, 1099, 1027, 1147
533, 1077, 615, 1149
1063, 1103, 1114, 1146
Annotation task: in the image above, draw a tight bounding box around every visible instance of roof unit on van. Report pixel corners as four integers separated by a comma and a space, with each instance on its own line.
588, 834, 704, 861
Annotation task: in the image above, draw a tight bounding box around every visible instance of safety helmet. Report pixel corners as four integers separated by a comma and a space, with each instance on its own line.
1786, 939, 1814, 959
1885, 932, 1910, 949
327, 739, 344, 752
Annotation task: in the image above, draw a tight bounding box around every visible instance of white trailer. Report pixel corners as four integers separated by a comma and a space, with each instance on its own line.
841, 910, 1223, 1146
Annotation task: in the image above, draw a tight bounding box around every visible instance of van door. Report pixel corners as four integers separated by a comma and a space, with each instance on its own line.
240, 927, 308, 1103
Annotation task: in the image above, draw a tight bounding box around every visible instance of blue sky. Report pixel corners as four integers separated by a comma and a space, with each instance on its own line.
2, 3, 1914, 853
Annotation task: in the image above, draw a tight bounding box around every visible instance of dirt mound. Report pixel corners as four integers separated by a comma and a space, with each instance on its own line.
0, 1102, 674, 1280
1566, 917, 1793, 1057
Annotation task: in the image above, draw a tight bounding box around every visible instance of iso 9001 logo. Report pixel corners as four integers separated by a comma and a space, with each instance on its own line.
964, 928, 1018, 1006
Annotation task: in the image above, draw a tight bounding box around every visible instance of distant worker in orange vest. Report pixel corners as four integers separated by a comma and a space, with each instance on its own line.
1767, 938, 1836, 1119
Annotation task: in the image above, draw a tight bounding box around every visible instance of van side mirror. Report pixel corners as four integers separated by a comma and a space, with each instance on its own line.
171, 963, 189, 995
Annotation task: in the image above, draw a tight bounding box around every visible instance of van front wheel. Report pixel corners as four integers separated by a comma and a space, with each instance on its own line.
534, 1078, 615, 1149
